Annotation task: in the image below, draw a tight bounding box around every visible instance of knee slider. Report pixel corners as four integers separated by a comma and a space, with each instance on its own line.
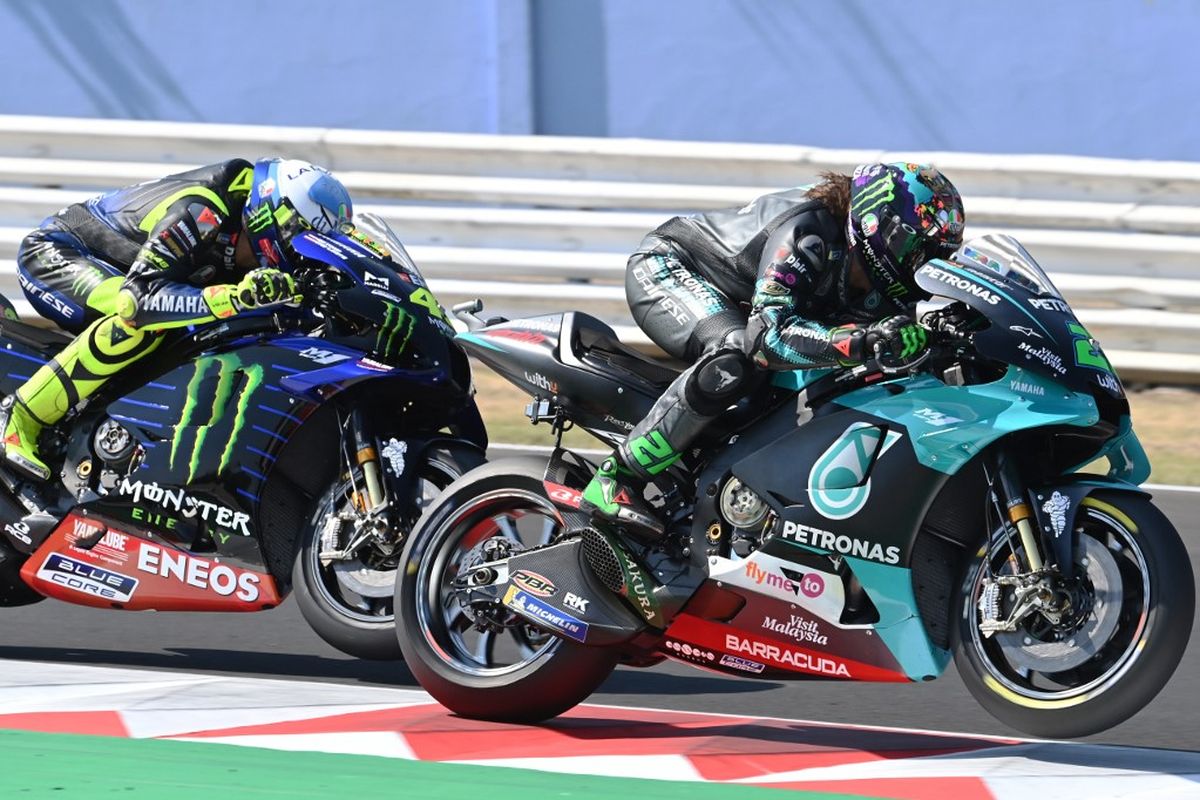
685, 349, 753, 414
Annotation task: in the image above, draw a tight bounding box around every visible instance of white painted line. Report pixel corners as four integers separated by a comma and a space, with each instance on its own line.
1145, 482, 1200, 493
581, 699, 1034, 746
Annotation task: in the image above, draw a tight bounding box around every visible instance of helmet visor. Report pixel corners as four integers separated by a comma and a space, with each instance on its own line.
874, 210, 961, 273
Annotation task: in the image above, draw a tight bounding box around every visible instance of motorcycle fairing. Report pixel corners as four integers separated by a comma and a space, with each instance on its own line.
0, 328, 58, 397
681, 399, 957, 680
770, 368, 832, 391
915, 258, 1125, 400
1073, 414, 1151, 484
662, 613, 909, 681
833, 365, 1099, 475
690, 550, 914, 680
260, 335, 464, 405
732, 407, 945, 565
19, 512, 280, 611
81, 341, 327, 564
291, 231, 458, 371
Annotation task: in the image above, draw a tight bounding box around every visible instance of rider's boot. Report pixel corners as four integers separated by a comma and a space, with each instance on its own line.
1, 397, 51, 482
1, 315, 161, 482
580, 454, 665, 540
581, 344, 757, 541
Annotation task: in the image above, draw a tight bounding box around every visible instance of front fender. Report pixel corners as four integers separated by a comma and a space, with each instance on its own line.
1027, 476, 1150, 579
377, 434, 487, 508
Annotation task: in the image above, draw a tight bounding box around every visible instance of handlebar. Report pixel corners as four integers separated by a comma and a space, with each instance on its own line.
451, 299, 488, 331
450, 298, 509, 331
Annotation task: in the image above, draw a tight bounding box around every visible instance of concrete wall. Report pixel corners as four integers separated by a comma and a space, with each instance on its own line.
0, 0, 1196, 160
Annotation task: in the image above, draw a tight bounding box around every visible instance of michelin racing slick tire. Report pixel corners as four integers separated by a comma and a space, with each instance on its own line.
294, 444, 484, 661
396, 457, 619, 722
953, 493, 1194, 738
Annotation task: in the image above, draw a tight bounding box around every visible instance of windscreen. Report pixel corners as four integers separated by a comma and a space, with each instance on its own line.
950, 233, 1063, 299
351, 212, 429, 284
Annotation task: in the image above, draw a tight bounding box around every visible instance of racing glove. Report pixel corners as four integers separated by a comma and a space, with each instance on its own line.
866, 315, 929, 365
236, 268, 298, 309
828, 315, 928, 367
203, 268, 299, 319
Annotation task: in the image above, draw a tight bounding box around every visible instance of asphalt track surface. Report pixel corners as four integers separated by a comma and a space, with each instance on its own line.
1, 486, 1197, 751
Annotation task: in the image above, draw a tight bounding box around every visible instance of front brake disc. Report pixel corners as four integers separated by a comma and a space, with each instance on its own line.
992, 535, 1124, 672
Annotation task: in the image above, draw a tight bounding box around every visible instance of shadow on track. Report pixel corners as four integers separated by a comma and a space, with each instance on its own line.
0, 645, 417, 686
599, 667, 782, 696
0, 644, 785, 698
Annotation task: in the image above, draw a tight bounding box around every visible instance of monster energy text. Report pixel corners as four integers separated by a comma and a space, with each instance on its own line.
118, 478, 251, 536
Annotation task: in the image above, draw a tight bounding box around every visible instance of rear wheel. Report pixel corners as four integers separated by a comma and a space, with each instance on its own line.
954, 493, 1194, 738
293, 443, 483, 660
396, 457, 618, 722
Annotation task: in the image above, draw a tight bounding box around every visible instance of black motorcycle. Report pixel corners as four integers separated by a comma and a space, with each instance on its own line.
0, 213, 486, 660
396, 234, 1193, 738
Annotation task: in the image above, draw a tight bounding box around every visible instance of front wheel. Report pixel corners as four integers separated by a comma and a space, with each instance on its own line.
293, 443, 484, 660
396, 457, 619, 722
954, 493, 1194, 738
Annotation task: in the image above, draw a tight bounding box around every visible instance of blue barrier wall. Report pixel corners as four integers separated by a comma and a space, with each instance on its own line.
0, 0, 1196, 160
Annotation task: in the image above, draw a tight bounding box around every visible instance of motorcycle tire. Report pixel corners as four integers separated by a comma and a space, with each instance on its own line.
294, 442, 484, 661
396, 456, 619, 722
953, 492, 1194, 738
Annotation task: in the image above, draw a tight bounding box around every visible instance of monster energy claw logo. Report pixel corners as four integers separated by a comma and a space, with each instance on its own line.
807, 423, 902, 520
70, 266, 107, 295
245, 205, 272, 233
170, 354, 263, 482
851, 175, 896, 216
376, 302, 414, 359
898, 325, 927, 358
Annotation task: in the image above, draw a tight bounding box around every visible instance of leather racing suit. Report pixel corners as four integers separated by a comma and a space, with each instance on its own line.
5, 159, 263, 479
585, 187, 886, 526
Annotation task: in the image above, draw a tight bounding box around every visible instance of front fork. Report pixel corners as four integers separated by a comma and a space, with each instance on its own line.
350, 408, 388, 512
319, 409, 391, 565
996, 464, 1045, 572
977, 453, 1065, 637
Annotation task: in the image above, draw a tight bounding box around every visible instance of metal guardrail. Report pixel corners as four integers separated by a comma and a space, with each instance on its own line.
0, 115, 1198, 383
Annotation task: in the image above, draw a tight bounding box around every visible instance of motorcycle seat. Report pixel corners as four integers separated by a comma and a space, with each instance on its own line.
0, 319, 72, 356
564, 312, 680, 393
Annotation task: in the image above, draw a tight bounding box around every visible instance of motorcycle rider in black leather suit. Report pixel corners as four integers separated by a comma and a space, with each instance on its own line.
580, 162, 966, 537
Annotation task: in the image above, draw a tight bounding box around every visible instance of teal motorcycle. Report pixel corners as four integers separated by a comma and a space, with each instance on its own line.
395, 234, 1193, 738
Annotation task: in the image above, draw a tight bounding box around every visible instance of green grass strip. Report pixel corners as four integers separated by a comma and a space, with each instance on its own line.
0, 729, 885, 799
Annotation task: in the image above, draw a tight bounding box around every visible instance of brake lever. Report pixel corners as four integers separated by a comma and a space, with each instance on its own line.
871, 341, 934, 375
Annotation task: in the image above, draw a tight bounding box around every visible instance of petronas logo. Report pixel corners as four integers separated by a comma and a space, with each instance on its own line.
851, 175, 896, 216
807, 423, 902, 520
169, 354, 264, 483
